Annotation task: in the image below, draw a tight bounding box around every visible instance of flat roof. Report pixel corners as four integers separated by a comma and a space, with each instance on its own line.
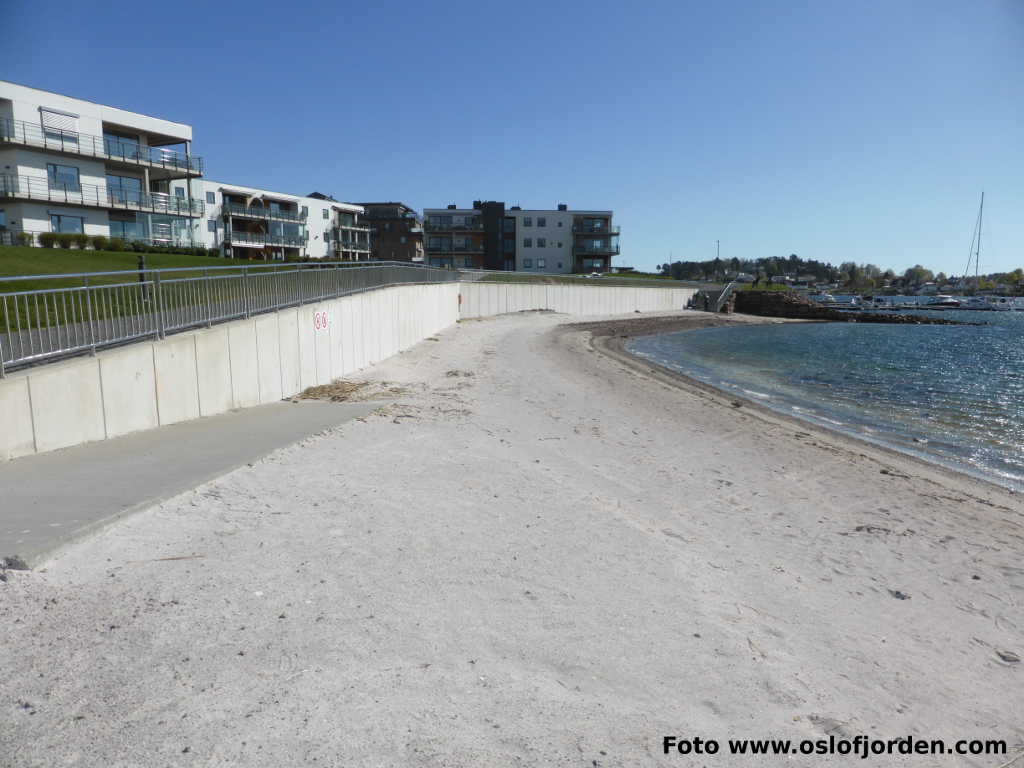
0, 79, 193, 133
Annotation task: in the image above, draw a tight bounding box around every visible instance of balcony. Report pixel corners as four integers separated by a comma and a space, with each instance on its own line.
425, 242, 485, 253
573, 242, 621, 256
0, 174, 204, 216
424, 220, 484, 232
572, 224, 620, 235
225, 230, 307, 248
223, 202, 306, 222
0, 117, 203, 176
334, 239, 371, 252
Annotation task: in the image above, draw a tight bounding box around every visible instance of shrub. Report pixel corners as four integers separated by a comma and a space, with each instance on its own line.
107, 237, 125, 252
39, 232, 57, 248
73, 233, 89, 250
56, 233, 75, 249
90, 235, 109, 251
17, 231, 34, 246
131, 240, 147, 252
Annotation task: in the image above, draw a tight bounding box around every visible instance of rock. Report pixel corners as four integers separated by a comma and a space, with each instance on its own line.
888, 589, 911, 600
2, 556, 29, 570
996, 650, 1020, 663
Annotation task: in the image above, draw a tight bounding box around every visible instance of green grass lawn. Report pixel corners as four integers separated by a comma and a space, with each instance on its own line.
0, 245, 257, 289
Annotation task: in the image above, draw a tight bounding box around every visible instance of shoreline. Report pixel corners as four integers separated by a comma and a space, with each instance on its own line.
571, 311, 1018, 500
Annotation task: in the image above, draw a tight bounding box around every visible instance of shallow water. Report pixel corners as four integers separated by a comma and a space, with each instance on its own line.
627, 311, 1024, 489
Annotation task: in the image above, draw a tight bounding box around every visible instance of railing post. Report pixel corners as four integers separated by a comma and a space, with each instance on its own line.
84, 276, 97, 356
204, 269, 214, 328
153, 272, 165, 339
242, 267, 251, 318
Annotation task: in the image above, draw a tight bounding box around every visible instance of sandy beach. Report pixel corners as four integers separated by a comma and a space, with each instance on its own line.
2, 309, 1022, 767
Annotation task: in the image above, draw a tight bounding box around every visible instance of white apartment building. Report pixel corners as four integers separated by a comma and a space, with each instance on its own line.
185, 180, 370, 261
423, 201, 619, 273
0, 81, 370, 260
0, 80, 203, 246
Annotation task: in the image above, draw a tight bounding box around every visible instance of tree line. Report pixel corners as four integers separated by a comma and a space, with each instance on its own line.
657, 255, 1024, 293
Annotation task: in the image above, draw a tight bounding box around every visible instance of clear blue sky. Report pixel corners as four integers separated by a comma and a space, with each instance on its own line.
6, 0, 1022, 275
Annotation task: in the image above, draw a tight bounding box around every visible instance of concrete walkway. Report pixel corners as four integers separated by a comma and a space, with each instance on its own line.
0, 400, 376, 568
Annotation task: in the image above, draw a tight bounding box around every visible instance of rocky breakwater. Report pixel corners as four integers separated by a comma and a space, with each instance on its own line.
734, 291, 959, 324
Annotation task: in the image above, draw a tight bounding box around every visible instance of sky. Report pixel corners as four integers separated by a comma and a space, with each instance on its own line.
4, 0, 1022, 275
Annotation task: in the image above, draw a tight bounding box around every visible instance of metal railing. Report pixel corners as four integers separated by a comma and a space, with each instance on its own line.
425, 221, 484, 232
572, 224, 620, 234
0, 262, 460, 374
334, 240, 371, 251
223, 202, 307, 222
225, 231, 308, 247
0, 174, 204, 216
426, 243, 485, 253
0, 117, 202, 174
573, 243, 621, 255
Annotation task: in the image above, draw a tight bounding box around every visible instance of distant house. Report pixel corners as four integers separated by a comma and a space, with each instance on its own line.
915, 282, 939, 295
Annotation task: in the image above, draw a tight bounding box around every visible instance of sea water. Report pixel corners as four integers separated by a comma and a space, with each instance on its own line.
627, 311, 1024, 489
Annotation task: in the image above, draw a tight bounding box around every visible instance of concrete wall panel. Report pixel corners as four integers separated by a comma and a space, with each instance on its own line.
255, 314, 283, 404
29, 358, 105, 453
154, 333, 200, 426
195, 325, 233, 416
99, 344, 159, 438
277, 308, 301, 399
229, 320, 260, 408
0, 376, 36, 460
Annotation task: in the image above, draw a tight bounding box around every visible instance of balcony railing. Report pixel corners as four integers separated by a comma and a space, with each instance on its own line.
424, 220, 484, 232
225, 230, 307, 248
334, 239, 372, 251
0, 174, 204, 216
223, 202, 307, 222
572, 224, 620, 235
334, 224, 372, 234
425, 242, 485, 253
0, 117, 203, 174
573, 243, 621, 255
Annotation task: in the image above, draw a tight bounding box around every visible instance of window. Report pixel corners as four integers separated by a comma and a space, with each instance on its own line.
537, 258, 546, 269
523, 237, 532, 247
206, 191, 216, 204
557, 242, 563, 248
104, 132, 137, 158
537, 217, 546, 227
47, 163, 80, 192
503, 218, 514, 232
323, 209, 329, 219
207, 219, 218, 233
50, 214, 84, 234
537, 237, 546, 247
384, 222, 391, 231
503, 238, 514, 253
0, 210, 5, 229
106, 174, 142, 204
557, 221, 563, 227
174, 187, 185, 198
400, 236, 406, 244
301, 206, 308, 218
523, 217, 532, 227
523, 258, 533, 268
557, 262, 563, 269
109, 214, 143, 241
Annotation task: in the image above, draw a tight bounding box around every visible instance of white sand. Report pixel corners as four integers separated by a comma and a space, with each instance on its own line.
2, 310, 1022, 767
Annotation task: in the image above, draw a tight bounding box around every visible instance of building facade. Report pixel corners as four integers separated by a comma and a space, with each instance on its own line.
358, 202, 423, 262
423, 201, 618, 273
0, 81, 370, 260
185, 182, 370, 261
0, 80, 204, 246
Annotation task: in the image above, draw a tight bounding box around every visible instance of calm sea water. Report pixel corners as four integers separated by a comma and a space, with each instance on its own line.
627, 310, 1024, 489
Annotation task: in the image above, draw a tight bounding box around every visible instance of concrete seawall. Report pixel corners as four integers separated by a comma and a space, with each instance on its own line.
0, 281, 694, 461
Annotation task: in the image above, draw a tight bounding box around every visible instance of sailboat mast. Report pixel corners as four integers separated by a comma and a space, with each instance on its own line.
975, 191, 984, 291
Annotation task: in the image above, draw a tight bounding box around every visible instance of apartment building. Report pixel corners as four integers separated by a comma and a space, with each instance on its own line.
358, 202, 423, 262
0, 80, 203, 246
423, 201, 619, 273
185, 182, 370, 260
